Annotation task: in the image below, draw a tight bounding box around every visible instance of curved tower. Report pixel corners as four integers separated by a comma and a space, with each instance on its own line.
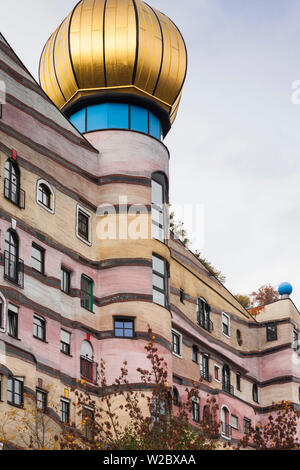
39, 0, 187, 393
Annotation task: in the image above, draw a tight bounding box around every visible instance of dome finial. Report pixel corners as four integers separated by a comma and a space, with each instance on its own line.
278, 282, 293, 299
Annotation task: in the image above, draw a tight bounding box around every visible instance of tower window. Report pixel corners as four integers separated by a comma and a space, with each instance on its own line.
151, 173, 168, 243
152, 255, 168, 307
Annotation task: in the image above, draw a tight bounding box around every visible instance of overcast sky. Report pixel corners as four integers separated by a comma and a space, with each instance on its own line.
1, 0, 300, 307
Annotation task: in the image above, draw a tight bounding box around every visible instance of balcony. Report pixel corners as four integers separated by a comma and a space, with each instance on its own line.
80, 357, 98, 384
4, 178, 25, 209
222, 381, 234, 396
221, 422, 232, 439
4, 251, 24, 288
200, 370, 213, 383
197, 315, 213, 333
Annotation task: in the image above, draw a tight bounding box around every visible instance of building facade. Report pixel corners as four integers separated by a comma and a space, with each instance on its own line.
0, 0, 299, 448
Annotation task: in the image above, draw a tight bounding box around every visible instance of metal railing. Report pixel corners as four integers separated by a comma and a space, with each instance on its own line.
4, 251, 24, 288
200, 370, 213, 383
198, 314, 214, 333
222, 381, 234, 396
4, 178, 25, 209
80, 357, 98, 384
221, 422, 232, 438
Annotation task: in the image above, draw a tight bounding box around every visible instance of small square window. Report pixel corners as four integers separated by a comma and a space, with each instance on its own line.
114, 319, 134, 338
266, 324, 277, 342
32, 244, 45, 274
33, 315, 46, 341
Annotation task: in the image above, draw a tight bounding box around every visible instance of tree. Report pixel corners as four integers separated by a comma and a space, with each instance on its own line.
237, 401, 300, 450
57, 330, 220, 451
234, 295, 251, 310
250, 285, 279, 307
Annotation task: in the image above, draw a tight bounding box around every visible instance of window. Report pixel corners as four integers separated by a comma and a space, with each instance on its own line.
36, 389, 47, 411
8, 305, 18, 338
222, 365, 232, 394
33, 315, 46, 341
60, 399, 70, 424
197, 298, 212, 332
252, 384, 259, 403
152, 255, 168, 308
7, 377, 23, 407
114, 318, 134, 338
82, 407, 94, 440
179, 289, 185, 303
236, 329, 242, 346
77, 206, 91, 244
172, 330, 182, 358
4, 230, 23, 287
37, 181, 54, 213
214, 365, 221, 383
61, 268, 71, 294
192, 345, 198, 363
266, 323, 277, 342
32, 244, 45, 274
0, 375, 2, 402
151, 173, 168, 243
236, 372, 241, 391
200, 353, 210, 381
293, 329, 299, 351
230, 415, 239, 430
192, 398, 200, 423
80, 341, 97, 383
244, 418, 251, 434
4, 159, 24, 208
222, 313, 230, 337
81, 275, 94, 312
61, 330, 71, 355
221, 406, 231, 439
173, 387, 179, 406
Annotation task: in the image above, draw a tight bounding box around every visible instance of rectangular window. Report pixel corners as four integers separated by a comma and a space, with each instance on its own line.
114, 318, 134, 338
230, 415, 239, 430
152, 178, 166, 243
214, 365, 221, 382
81, 275, 94, 312
172, 330, 182, 358
266, 324, 277, 342
152, 255, 168, 307
33, 315, 46, 341
36, 389, 47, 411
236, 372, 241, 391
78, 210, 90, 241
60, 399, 70, 424
200, 353, 210, 381
244, 418, 251, 434
61, 268, 71, 294
32, 244, 45, 274
61, 330, 71, 355
293, 329, 299, 351
192, 345, 198, 363
8, 308, 18, 338
179, 289, 185, 303
222, 313, 230, 337
192, 399, 200, 423
82, 407, 94, 440
7, 377, 23, 407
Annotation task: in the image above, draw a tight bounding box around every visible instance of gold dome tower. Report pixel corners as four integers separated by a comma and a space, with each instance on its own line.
39, 0, 187, 134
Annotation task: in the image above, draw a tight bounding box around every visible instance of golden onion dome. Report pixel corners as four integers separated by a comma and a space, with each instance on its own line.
39, 0, 187, 129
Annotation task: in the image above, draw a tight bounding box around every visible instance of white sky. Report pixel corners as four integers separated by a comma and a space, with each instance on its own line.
1, 0, 300, 308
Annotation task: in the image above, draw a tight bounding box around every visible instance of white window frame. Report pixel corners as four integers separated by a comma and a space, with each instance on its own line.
222, 312, 230, 338
76, 205, 92, 246
214, 363, 221, 383
172, 329, 183, 359
230, 414, 239, 430
36, 179, 55, 214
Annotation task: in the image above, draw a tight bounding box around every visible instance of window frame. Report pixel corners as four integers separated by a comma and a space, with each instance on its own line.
7, 377, 24, 407
76, 205, 92, 246
222, 312, 230, 338
81, 275, 94, 313
7, 307, 18, 339
151, 172, 168, 244
61, 267, 71, 295
33, 314, 46, 342
31, 243, 45, 275
252, 383, 259, 403
60, 398, 70, 424
266, 323, 278, 342
244, 417, 251, 434
192, 397, 200, 423
60, 329, 71, 356
36, 388, 48, 412
36, 180, 55, 214
214, 364, 221, 383
172, 329, 183, 359
192, 345, 199, 363
114, 317, 135, 339
152, 254, 169, 308
236, 372, 241, 392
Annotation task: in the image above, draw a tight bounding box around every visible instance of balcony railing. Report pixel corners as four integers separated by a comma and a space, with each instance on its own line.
221, 422, 232, 438
200, 370, 213, 383
4, 178, 25, 209
197, 315, 213, 333
222, 381, 234, 396
80, 357, 98, 384
4, 251, 24, 288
